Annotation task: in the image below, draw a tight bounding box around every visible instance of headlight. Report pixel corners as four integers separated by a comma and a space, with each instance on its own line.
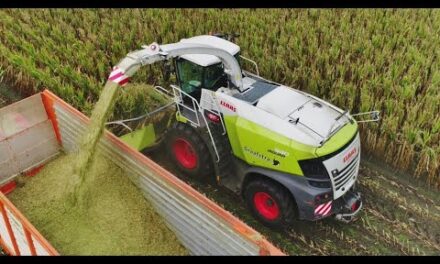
298, 158, 332, 188
298, 158, 329, 179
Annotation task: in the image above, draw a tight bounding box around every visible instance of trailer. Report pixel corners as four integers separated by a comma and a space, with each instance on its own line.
0, 90, 284, 256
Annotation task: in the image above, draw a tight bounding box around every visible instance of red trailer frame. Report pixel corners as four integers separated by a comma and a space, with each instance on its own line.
0, 90, 284, 256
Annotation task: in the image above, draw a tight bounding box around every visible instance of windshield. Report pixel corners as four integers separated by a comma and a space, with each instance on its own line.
176, 53, 241, 93
177, 59, 204, 94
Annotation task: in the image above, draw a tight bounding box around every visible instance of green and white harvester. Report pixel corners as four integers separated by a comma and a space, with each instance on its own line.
109, 34, 379, 229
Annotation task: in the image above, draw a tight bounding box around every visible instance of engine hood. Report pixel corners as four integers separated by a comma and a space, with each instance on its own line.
256, 86, 352, 145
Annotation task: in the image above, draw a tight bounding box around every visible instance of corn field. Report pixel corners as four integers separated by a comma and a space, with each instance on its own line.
0, 9, 438, 187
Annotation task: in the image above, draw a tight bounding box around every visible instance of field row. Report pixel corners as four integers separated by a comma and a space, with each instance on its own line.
0, 9, 438, 186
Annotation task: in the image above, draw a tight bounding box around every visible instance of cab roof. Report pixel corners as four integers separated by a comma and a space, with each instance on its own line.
179, 35, 240, 67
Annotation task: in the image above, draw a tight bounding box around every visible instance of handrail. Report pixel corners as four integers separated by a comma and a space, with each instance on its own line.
105, 85, 175, 132
105, 102, 175, 132
170, 85, 221, 162
240, 55, 260, 76
154, 85, 174, 98
351, 111, 380, 123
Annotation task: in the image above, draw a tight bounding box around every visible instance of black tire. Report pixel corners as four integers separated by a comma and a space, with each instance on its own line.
244, 178, 296, 229
165, 122, 214, 181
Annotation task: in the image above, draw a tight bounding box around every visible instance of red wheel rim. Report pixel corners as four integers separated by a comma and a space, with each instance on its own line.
253, 192, 280, 220
173, 138, 198, 169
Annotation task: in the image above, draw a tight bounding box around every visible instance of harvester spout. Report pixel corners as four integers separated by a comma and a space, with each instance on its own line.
111, 42, 243, 90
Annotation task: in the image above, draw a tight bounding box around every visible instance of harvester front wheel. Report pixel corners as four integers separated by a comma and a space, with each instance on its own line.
244, 179, 296, 229
166, 122, 214, 182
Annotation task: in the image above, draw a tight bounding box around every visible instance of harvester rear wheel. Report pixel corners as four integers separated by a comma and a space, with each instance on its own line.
166, 122, 214, 182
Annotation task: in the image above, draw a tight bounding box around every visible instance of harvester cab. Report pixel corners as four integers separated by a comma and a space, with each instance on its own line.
107, 34, 380, 229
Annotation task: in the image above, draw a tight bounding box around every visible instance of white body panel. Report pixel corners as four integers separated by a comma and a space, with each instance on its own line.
288, 101, 346, 138
257, 86, 351, 139
179, 35, 240, 67
323, 134, 361, 199
215, 85, 352, 147
257, 85, 310, 119
242, 77, 257, 90
215, 92, 323, 146
200, 89, 218, 112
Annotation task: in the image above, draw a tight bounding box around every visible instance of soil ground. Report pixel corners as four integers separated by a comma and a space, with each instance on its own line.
147, 144, 440, 256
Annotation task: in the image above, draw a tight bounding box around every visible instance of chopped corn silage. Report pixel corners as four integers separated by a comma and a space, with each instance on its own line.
8, 152, 188, 255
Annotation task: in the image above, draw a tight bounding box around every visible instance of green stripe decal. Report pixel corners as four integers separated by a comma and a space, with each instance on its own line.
223, 115, 359, 177
315, 122, 358, 157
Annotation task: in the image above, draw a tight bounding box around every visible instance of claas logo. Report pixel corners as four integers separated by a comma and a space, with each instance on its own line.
220, 100, 236, 112
343, 147, 357, 163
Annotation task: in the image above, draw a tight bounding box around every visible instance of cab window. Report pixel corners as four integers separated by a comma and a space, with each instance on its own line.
204, 63, 224, 89
176, 59, 204, 94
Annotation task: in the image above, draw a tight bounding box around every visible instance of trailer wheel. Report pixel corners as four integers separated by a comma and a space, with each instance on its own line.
244, 179, 295, 229
166, 122, 214, 181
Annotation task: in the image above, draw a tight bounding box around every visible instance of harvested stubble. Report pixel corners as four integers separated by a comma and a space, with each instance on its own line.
8, 152, 188, 255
